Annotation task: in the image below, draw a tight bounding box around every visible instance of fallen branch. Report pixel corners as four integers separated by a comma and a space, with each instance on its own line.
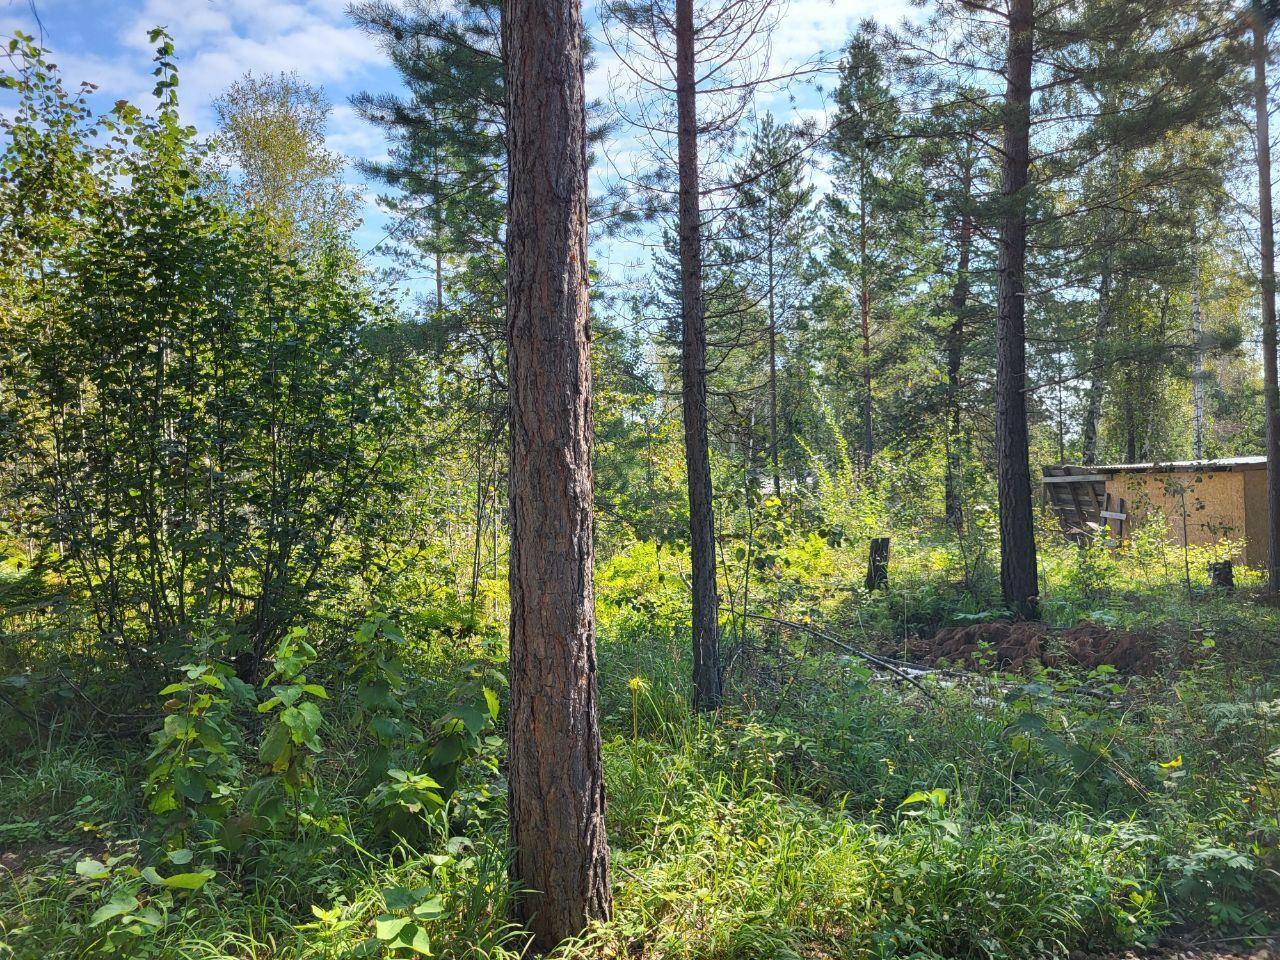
748, 614, 937, 699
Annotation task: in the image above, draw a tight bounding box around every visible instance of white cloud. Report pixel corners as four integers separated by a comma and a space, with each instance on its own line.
116, 1, 386, 116
0, 0, 397, 258
0, 1, 388, 123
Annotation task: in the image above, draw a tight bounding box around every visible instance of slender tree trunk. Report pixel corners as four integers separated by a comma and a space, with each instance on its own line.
676, 0, 722, 712
859, 161, 873, 464
944, 201, 973, 531
435, 248, 444, 311
768, 314, 780, 496
995, 0, 1039, 619
505, 0, 612, 942
1079, 249, 1112, 465
469, 450, 485, 615
1080, 156, 1118, 466
1079, 252, 1113, 465
432, 119, 446, 311
1255, 2, 1280, 592
767, 206, 781, 499
1190, 219, 1206, 459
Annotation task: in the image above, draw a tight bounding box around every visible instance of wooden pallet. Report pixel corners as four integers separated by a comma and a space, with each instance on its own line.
1042, 465, 1127, 544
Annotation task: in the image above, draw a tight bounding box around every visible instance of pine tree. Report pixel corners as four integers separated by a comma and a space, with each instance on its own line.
504, 0, 612, 942
825, 26, 930, 464
913, 92, 996, 529
725, 116, 816, 496
600, 0, 791, 712
1252, 0, 1280, 590
351, 0, 505, 285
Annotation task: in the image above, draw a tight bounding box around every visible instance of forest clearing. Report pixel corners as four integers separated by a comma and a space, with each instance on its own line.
2, 0, 1280, 957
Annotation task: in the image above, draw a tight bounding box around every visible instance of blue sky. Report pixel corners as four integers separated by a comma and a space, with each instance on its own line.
0, 0, 901, 286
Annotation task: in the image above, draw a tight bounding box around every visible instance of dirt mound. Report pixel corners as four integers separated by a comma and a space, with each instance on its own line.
1059, 623, 1160, 674
913, 620, 1161, 675
1082, 935, 1279, 959
923, 620, 1048, 672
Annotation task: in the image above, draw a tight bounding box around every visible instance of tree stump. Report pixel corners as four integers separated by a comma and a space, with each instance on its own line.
1208, 560, 1234, 591
866, 537, 890, 591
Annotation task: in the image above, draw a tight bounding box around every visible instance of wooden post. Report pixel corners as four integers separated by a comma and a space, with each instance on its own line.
866, 537, 890, 591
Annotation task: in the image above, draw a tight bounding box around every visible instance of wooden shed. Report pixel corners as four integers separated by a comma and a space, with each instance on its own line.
1042, 456, 1268, 568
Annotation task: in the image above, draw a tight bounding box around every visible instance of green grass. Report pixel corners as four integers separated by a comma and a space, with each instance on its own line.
2, 533, 1279, 958
3, 658, 1277, 959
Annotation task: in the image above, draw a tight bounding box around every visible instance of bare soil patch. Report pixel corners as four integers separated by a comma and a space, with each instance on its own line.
1083, 935, 1279, 959
910, 620, 1166, 675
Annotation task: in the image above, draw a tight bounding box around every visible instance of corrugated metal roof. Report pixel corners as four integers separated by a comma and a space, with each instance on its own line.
1085, 455, 1267, 473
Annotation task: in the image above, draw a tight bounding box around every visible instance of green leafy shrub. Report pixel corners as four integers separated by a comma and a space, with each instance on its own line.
144, 654, 252, 850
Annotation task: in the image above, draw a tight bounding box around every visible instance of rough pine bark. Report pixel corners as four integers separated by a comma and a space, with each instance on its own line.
675, 0, 722, 712
504, 0, 612, 943
994, 0, 1039, 619
1254, 2, 1280, 593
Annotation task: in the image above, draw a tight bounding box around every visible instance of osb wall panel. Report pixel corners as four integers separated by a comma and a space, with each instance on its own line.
1105, 470, 1250, 563
1242, 469, 1270, 568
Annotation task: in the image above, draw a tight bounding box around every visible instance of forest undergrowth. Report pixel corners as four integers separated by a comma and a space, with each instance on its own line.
2, 528, 1278, 960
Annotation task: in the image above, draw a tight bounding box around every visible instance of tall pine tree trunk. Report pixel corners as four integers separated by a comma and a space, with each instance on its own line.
1079, 248, 1114, 464
1254, 1, 1280, 592
768, 206, 781, 499
676, 0, 722, 712
505, 0, 612, 941
859, 161, 874, 464
944, 206, 973, 530
1190, 219, 1206, 459
1079, 247, 1113, 465
1080, 154, 1118, 466
768, 311, 781, 497
995, 0, 1039, 619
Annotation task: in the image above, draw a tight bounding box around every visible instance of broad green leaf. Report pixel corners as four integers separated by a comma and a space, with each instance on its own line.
375, 914, 412, 942
413, 895, 445, 920
89, 893, 138, 926
430, 735, 463, 767
898, 788, 948, 809
160, 870, 213, 890
260, 722, 291, 766
410, 925, 432, 954
382, 886, 421, 911
457, 702, 489, 734
163, 714, 196, 741
76, 858, 109, 879
172, 766, 207, 802
273, 684, 303, 707
148, 785, 178, 815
